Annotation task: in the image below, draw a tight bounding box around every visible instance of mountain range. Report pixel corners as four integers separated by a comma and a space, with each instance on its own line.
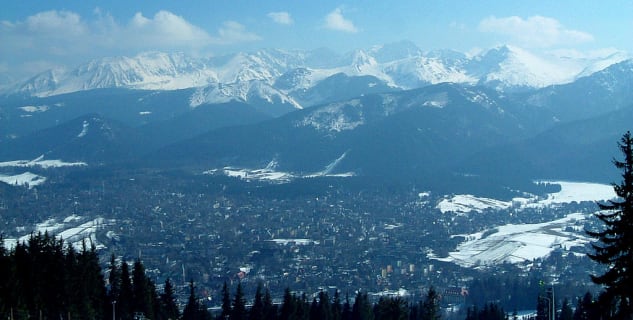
1, 42, 632, 197
6, 42, 629, 102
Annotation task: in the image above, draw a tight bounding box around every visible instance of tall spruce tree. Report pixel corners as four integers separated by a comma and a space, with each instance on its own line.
351, 291, 373, 320
419, 286, 441, 320
78, 241, 107, 320
220, 281, 232, 320
250, 282, 265, 320
279, 288, 295, 320
263, 287, 277, 320
0, 237, 9, 318
560, 298, 573, 320
332, 290, 342, 320
587, 131, 633, 317
118, 261, 134, 320
107, 254, 121, 320
132, 258, 154, 319
318, 291, 332, 320
161, 278, 180, 320
342, 293, 352, 320
183, 280, 199, 320
232, 281, 247, 320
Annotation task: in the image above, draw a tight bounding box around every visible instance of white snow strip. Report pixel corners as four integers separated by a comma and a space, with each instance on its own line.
77, 120, 89, 138
436, 181, 616, 214
267, 239, 320, 245
0, 156, 87, 169
20, 105, 49, 113
4, 217, 111, 251
0, 172, 46, 189
528, 181, 616, 207
436, 195, 511, 214
205, 155, 354, 183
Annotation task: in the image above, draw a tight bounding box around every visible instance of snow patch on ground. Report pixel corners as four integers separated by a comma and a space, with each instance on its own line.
4, 216, 114, 251
436, 195, 511, 214
77, 120, 89, 138
267, 239, 320, 246
296, 99, 365, 132
432, 181, 617, 268
204, 155, 354, 183
0, 156, 87, 169
436, 181, 616, 214
525, 181, 615, 208
0, 172, 46, 189
20, 105, 49, 113
433, 212, 590, 267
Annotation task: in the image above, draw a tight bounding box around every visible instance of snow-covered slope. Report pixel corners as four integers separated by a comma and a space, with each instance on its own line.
189, 80, 302, 111
9, 44, 630, 105
18, 52, 218, 96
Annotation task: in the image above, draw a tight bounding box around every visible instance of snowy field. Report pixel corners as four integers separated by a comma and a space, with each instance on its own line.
0, 155, 87, 169
0, 172, 46, 189
3, 215, 113, 251
434, 212, 590, 267
436, 181, 616, 214
205, 156, 354, 183
0, 156, 87, 188
267, 239, 320, 245
432, 181, 617, 267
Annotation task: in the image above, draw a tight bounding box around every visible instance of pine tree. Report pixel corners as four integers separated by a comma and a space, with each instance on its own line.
587, 131, 633, 317
0, 236, 9, 318
220, 281, 232, 320
118, 261, 134, 320
310, 298, 320, 320
279, 288, 295, 320
250, 282, 265, 320
351, 291, 373, 320
419, 287, 441, 320
318, 291, 332, 320
332, 290, 342, 320
78, 242, 107, 320
263, 287, 277, 320
296, 293, 309, 320
374, 297, 408, 320
342, 293, 352, 320
108, 254, 121, 320
132, 258, 154, 319
109, 254, 121, 299
161, 278, 180, 320
559, 298, 573, 320
183, 280, 199, 320
232, 281, 247, 320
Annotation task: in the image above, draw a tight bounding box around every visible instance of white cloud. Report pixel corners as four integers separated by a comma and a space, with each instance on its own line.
124, 11, 213, 48
324, 8, 358, 33
25, 10, 87, 37
216, 21, 262, 44
0, 9, 261, 79
478, 15, 593, 48
268, 11, 293, 25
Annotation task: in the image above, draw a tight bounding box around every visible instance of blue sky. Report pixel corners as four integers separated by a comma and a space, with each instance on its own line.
1, 0, 632, 80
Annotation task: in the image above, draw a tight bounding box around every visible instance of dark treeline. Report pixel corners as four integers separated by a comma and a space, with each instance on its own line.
0, 232, 107, 319
195, 283, 445, 320
0, 231, 446, 320
0, 232, 179, 320
0, 232, 621, 320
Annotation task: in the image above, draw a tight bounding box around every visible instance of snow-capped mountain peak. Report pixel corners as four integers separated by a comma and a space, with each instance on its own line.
470, 45, 583, 89
18, 52, 219, 97
8, 44, 630, 112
